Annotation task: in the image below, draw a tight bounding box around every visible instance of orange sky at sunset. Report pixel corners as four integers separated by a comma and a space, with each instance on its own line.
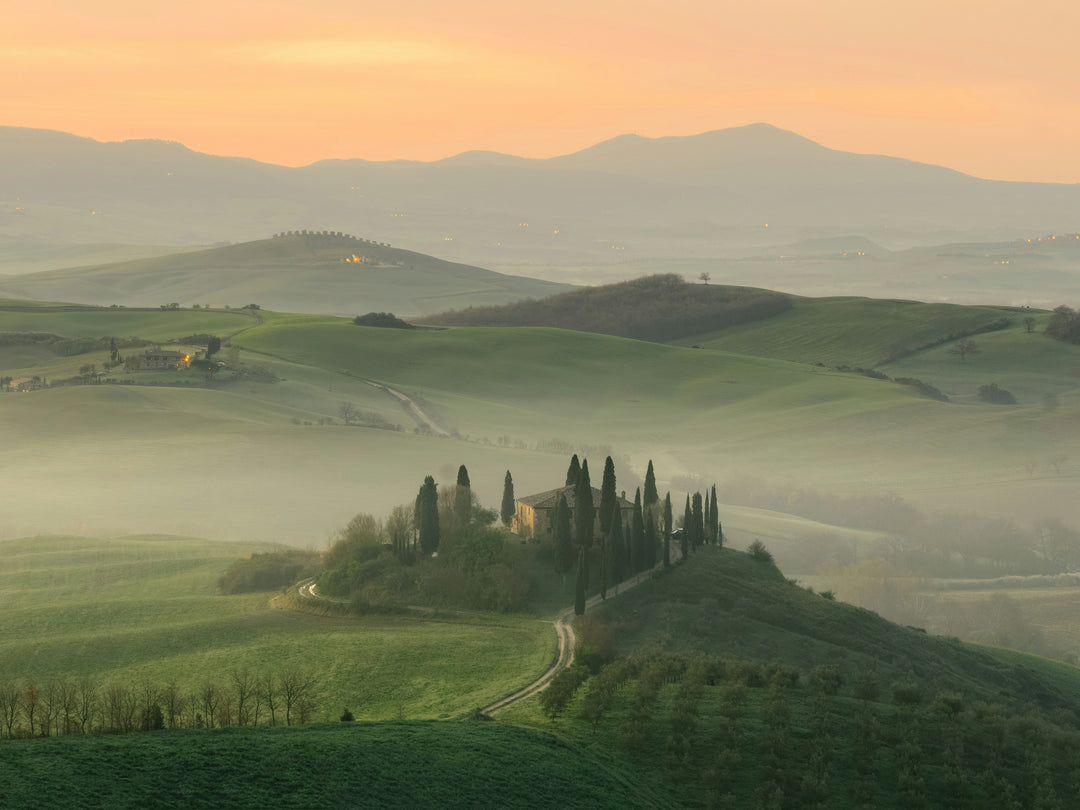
4, 0, 1080, 182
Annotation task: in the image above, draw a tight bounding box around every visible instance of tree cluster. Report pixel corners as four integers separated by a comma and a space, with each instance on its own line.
0, 667, 317, 740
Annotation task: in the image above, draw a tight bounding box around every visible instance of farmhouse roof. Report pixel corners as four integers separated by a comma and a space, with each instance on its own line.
518, 486, 633, 511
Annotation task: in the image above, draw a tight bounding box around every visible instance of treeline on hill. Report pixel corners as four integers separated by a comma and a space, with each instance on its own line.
0, 666, 318, 741
530, 547, 1080, 807
352, 312, 414, 329
416, 275, 792, 342
0, 331, 149, 357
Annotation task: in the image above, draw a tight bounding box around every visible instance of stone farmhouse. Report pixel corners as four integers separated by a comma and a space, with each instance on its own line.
514, 485, 635, 539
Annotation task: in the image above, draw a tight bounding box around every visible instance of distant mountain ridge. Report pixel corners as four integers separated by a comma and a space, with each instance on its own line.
2, 123, 1078, 273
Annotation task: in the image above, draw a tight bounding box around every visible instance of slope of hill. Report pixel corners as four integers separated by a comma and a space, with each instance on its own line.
672, 294, 1017, 367
0, 234, 574, 316
416, 274, 791, 341
499, 547, 1080, 807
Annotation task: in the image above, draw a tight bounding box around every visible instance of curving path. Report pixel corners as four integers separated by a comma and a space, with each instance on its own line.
297, 552, 681, 718
480, 557, 675, 716
363, 380, 449, 436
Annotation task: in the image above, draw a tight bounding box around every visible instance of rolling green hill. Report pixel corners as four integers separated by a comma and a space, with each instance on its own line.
0, 234, 574, 317
498, 547, 1080, 807
416, 274, 792, 341
671, 294, 1016, 367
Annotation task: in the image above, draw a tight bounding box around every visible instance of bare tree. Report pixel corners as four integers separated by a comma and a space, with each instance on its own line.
1023, 316, 1037, 333
338, 402, 359, 425
200, 681, 220, 729
76, 677, 99, 734
0, 680, 21, 738
698, 272, 711, 284
230, 668, 255, 726
279, 668, 317, 726
22, 683, 39, 736
260, 673, 279, 727
161, 680, 181, 729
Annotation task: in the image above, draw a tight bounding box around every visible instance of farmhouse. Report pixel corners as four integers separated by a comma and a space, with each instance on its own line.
514, 486, 634, 539
127, 349, 192, 371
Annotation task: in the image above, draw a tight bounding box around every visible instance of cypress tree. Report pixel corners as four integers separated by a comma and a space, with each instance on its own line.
553, 494, 575, 589
691, 492, 704, 551
611, 509, 625, 592
682, 495, 692, 558
419, 476, 440, 555
500, 470, 515, 528
454, 465, 472, 525
599, 456, 617, 535
631, 488, 645, 574
574, 547, 587, 616
663, 492, 673, 568
708, 484, 719, 545
566, 454, 581, 487
643, 460, 659, 511
575, 459, 595, 587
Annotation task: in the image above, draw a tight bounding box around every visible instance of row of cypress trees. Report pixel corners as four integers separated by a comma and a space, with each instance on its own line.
551, 455, 722, 614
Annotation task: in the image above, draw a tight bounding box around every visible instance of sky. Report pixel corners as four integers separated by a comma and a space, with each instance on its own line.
4, 1, 1080, 182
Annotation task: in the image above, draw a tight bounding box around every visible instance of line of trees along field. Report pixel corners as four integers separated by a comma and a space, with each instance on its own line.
0, 667, 317, 740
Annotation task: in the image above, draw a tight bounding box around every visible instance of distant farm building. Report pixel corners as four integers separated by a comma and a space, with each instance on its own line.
513, 486, 634, 539
126, 349, 192, 371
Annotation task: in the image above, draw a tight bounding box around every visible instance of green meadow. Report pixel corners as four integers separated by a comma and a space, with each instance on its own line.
0, 535, 553, 722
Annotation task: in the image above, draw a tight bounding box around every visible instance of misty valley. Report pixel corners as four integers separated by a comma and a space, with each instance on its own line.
3, 131, 1080, 808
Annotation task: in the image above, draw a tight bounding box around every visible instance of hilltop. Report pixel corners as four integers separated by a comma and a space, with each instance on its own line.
0, 233, 573, 316
416, 274, 792, 341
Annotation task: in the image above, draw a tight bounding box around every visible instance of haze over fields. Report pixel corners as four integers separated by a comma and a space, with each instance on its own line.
6, 3, 1080, 803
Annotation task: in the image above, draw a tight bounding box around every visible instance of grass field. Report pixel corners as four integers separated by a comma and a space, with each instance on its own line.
671, 294, 1015, 367
0, 720, 675, 809
0, 535, 554, 722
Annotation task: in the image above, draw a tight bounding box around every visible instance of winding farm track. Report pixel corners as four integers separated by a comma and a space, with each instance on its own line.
480, 559, 674, 716
298, 553, 679, 717
363, 380, 449, 436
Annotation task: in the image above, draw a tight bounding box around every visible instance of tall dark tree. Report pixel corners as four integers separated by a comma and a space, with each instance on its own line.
566, 454, 581, 487
631, 488, 645, 574
553, 494, 575, 589
663, 492, 673, 568
691, 492, 705, 551
500, 470, 515, 528
418, 476, 440, 555
206, 336, 222, 358
683, 495, 692, 558
454, 465, 472, 525
575, 459, 595, 587
643, 460, 659, 512
611, 510, 625, 592
708, 484, 719, 545
599, 456, 617, 536
574, 548, 587, 616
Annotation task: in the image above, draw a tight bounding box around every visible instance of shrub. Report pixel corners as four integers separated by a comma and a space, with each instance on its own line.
353, 312, 414, 329
218, 550, 322, 594
978, 383, 1017, 404
747, 540, 774, 565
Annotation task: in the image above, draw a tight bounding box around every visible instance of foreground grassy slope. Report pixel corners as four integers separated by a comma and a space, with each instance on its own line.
590, 548, 1080, 709
497, 548, 1080, 807
672, 294, 1016, 367
0, 535, 553, 721
0, 721, 674, 810
0, 234, 574, 316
